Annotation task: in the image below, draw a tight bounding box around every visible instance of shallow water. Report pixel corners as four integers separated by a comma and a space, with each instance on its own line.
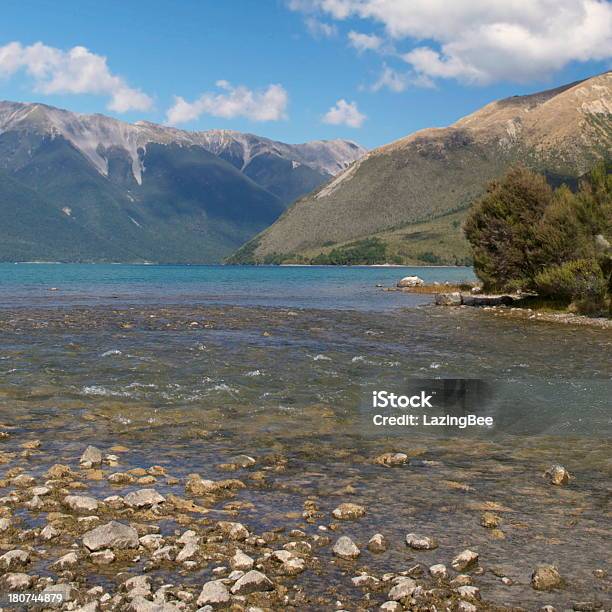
0, 266, 610, 609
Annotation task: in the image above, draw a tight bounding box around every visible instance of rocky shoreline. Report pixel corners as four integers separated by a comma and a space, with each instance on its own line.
0, 435, 609, 611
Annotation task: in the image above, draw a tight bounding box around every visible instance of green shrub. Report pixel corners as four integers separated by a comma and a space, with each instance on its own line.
534, 259, 606, 301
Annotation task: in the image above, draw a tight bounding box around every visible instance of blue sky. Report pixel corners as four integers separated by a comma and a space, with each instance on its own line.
1, 0, 610, 148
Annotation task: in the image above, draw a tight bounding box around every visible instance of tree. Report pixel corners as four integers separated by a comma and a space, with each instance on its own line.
464, 163, 611, 314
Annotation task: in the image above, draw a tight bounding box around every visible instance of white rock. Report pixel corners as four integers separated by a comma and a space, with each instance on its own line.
83, 521, 139, 551
405, 533, 438, 550
0, 549, 30, 570
230, 570, 274, 595
197, 580, 230, 607
124, 489, 165, 508
230, 549, 254, 571
451, 549, 479, 571
81, 445, 103, 465
52, 552, 79, 569
429, 563, 447, 578
388, 577, 417, 601
332, 536, 360, 559
397, 276, 424, 288
64, 495, 99, 513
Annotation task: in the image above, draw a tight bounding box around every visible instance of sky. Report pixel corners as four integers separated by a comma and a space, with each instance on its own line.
0, 0, 610, 149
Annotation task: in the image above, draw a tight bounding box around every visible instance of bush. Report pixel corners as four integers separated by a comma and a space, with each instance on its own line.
534, 259, 606, 302
311, 238, 389, 265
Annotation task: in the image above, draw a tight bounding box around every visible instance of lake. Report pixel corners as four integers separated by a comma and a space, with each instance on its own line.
0, 263, 609, 609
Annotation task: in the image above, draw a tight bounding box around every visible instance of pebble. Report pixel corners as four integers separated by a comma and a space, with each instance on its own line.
388, 577, 417, 601
332, 536, 360, 559
83, 521, 139, 551
64, 494, 99, 513
230, 549, 254, 571
480, 512, 501, 528
429, 563, 447, 578
80, 445, 103, 466
124, 488, 166, 508
374, 452, 408, 466
332, 502, 366, 520
0, 549, 30, 570
230, 570, 274, 595
451, 549, 479, 571
545, 464, 571, 486
91, 549, 115, 564
197, 580, 231, 607
532, 564, 563, 590
405, 533, 438, 550
52, 551, 79, 569
367, 533, 387, 553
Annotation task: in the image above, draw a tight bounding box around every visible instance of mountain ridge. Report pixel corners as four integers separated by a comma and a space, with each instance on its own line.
231, 72, 611, 265
0, 100, 366, 263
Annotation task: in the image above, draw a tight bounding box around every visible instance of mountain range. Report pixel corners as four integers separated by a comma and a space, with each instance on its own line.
230, 72, 611, 265
0, 101, 365, 262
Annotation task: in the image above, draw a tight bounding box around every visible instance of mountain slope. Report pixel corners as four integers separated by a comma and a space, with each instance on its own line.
0, 101, 365, 263
231, 72, 611, 265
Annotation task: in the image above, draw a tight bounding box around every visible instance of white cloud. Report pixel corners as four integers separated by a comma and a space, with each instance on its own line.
323, 99, 366, 127
348, 31, 382, 52
289, 0, 612, 84
166, 81, 289, 125
0, 42, 152, 112
371, 65, 408, 92
305, 17, 337, 38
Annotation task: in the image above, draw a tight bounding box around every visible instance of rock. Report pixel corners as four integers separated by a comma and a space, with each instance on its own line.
91, 549, 115, 564
367, 533, 387, 553
197, 580, 231, 607
435, 292, 462, 306
64, 494, 99, 513
124, 489, 165, 508
176, 541, 198, 563
280, 557, 305, 576
178, 530, 199, 544
545, 465, 571, 486
456, 585, 480, 600
397, 276, 424, 288
46, 464, 74, 479
52, 552, 79, 569
140, 534, 165, 550
540, 607, 557, 612
352, 574, 379, 588
108, 472, 137, 484
0, 549, 30, 570
83, 521, 139, 551
380, 602, 402, 611
458, 601, 478, 612
374, 452, 408, 467
81, 445, 103, 465
332, 535, 360, 559
230, 570, 274, 595
450, 575, 473, 588
11, 474, 35, 487
26, 495, 44, 510
42, 583, 76, 603
0, 517, 11, 532
332, 502, 366, 520
230, 549, 254, 571
388, 577, 417, 601
405, 533, 438, 550
32, 486, 50, 496
452, 549, 479, 571
40, 524, 60, 540
531, 564, 563, 591
217, 521, 249, 541
429, 564, 447, 578
123, 575, 151, 597
480, 512, 501, 528
152, 545, 176, 561
271, 550, 293, 563
2, 572, 33, 590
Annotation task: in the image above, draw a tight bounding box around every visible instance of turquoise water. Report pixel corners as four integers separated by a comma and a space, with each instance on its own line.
0, 263, 475, 310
